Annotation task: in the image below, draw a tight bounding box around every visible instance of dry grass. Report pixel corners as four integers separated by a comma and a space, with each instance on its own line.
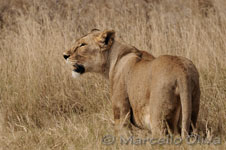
0, 0, 225, 149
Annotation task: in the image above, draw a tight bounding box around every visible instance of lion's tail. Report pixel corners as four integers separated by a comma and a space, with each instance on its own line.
178, 75, 192, 138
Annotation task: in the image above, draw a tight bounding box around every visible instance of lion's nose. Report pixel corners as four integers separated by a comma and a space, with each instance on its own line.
63, 54, 70, 60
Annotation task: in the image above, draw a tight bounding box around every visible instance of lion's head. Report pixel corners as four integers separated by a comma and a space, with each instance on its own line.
63, 29, 115, 78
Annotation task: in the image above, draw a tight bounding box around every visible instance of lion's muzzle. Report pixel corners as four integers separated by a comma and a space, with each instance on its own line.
73, 64, 85, 74
63, 53, 70, 60
71, 64, 85, 78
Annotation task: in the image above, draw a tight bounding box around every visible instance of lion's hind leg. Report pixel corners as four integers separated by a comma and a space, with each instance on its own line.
191, 85, 200, 134
169, 103, 181, 135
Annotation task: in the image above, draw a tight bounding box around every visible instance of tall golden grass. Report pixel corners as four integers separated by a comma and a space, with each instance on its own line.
0, 0, 225, 149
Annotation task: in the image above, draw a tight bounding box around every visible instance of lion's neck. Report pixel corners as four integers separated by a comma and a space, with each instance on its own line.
103, 41, 140, 79
101, 41, 121, 78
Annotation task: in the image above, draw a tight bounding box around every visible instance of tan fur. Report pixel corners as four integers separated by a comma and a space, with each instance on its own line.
63, 29, 200, 138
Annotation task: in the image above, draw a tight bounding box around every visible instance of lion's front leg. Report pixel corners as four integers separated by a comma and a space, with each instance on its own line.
112, 93, 131, 135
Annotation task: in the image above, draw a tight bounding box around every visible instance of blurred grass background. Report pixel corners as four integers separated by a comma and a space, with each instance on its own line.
0, 0, 225, 149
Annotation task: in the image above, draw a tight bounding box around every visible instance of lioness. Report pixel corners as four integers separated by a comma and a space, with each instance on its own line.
63, 29, 200, 138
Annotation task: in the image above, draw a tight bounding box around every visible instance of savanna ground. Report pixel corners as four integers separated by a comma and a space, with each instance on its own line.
0, 0, 225, 149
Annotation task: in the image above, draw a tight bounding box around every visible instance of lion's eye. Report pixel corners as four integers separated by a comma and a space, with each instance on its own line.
80, 43, 87, 47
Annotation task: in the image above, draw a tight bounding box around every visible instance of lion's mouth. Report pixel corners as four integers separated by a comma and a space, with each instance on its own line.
73, 64, 85, 74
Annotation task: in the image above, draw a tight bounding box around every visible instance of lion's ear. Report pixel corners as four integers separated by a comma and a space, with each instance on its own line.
96, 30, 115, 50
91, 28, 100, 32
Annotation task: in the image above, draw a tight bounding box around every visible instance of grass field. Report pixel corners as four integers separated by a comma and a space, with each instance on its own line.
0, 0, 225, 149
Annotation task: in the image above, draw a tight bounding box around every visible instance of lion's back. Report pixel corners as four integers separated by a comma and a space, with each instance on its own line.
149, 55, 200, 95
